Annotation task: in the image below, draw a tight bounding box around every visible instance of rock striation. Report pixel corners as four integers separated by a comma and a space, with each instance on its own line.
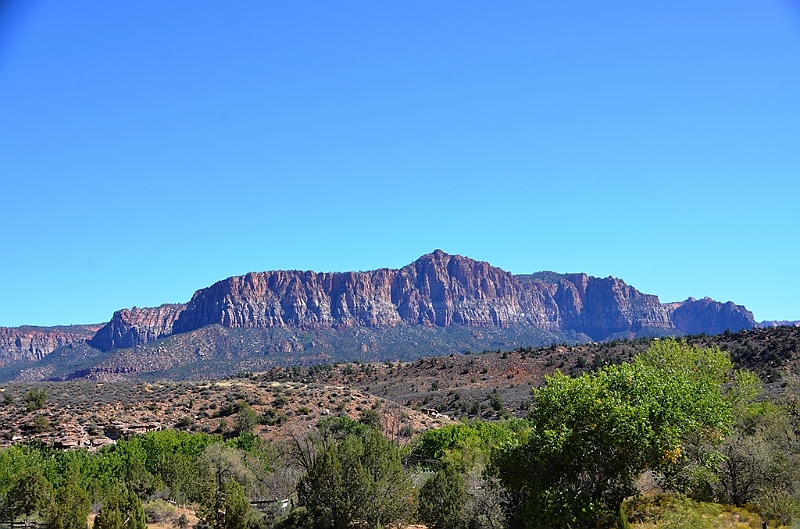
87, 250, 756, 351
0, 325, 102, 366
533, 273, 675, 341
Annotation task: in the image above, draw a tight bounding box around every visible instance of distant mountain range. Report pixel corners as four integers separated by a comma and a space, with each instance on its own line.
0, 250, 778, 381
757, 320, 800, 328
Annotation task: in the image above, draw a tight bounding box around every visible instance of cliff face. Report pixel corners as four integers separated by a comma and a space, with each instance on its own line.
543, 274, 674, 341
0, 325, 102, 366
89, 304, 186, 351
88, 250, 757, 350
392, 251, 536, 327
172, 251, 530, 333
666, 297, 756, 336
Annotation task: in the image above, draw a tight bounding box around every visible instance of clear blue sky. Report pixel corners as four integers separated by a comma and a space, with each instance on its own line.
1, 1, 799, 326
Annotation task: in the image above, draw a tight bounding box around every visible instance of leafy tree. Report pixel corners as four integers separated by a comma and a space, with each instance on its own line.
93, 483, 146, 529
417, 464, 467, 529
196, 444, 261, 529
199, 444, 255, 494
48, 470, 91, 529
102, 438, 155, 499
409, 421, 521, 472
494, 339, 736, 528
95, 430, 219, 503
140, 429, 218, 502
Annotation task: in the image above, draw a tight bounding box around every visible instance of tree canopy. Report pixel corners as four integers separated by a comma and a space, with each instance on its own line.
494, 339, 737, 528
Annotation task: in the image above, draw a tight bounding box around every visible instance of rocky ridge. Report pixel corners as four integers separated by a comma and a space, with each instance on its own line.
0, 325, 102, 367
89, 250, 755, 351
665, 297, 759, 336
758, 320, 800, 328
89, 304, 186, 350
0, 251, 759, 378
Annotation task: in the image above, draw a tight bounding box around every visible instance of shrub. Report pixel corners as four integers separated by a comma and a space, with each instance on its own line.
358, 409, 381, 430
144, 500, 178, 524
25, 388, 48, 411
34, 414, 50, 433
234, 403, 258, 434
172, 514, 189, 529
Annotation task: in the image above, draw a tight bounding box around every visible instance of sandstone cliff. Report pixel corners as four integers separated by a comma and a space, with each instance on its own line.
666, 297, 756, 336
89, 304, 186, 351
87, 250, 755, 351
0, 325, 102, 366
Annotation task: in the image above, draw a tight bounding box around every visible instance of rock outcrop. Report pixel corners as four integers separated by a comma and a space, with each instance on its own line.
665, 297, 756, 336
86, 250, 756, 351
0, 325, 102, 366
171, 251, 527, 332
545, 274, 674, 341
89, 304, 186, 351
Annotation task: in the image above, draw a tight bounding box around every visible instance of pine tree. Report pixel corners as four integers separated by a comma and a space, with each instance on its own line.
48, 470, 91, 529
7, 467, 52, 524
418, 464, 467, 529
93, 484, 146, 529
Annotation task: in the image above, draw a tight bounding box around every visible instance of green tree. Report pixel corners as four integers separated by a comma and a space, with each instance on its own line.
358, 409, 382, 431
48, 470, 91, 529
198, 444, 255, 494
196, 444, 259, 529
417, 464, 467, 529
296, 428, 413, 529
24, 388, 48, 411
409, 420, 522, 473
136, 429, 218, 503
197, 479, 255, 529
7, 467, 52, 524
93, 484, 146, 529
235, 404, 258, 435
494, 339, 736, 528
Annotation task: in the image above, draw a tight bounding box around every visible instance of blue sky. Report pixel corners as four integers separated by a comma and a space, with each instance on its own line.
1, 1, 799, 326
